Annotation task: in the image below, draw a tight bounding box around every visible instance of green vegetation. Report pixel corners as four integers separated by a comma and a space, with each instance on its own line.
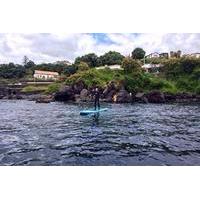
65, 59, 177, 94
75, 53, 100, 67
160, 57, 200, 93
0, 63, 26, 79
132, 47, 146, 59
66, 68, 124, 88
77, 62, 90, 71
45, 83, 62, 94
65, 56, 200, 95
74, 51, 125, 67
123, 72, 177, 94
22, 85, 48, 93
99, 51, 125, 66
122, 57, 142, 73
1, 50, 200, 96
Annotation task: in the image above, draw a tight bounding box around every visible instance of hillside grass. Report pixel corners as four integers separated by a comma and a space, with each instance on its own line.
65, 67, 178, 94
65, 68, 124, 88
22, 85, 48, 93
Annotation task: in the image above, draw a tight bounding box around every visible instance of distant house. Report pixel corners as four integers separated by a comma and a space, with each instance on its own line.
145, 52, 160, 59
142, 64, 163, 74
96, 64, 123, 70
170, 50, 182, 58
33, 70, 59, 80
188, 53, 200, 58
159, 53, 169, 59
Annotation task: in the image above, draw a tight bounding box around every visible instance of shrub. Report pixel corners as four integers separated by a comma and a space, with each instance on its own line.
63, 65, 77, 76
175, 78, 193, 91
66, 68, 123, 88
77, 62, 89, 71
22, 85, 48, 93
195, 85, 200, 94
122, 57, 141, 74
124, 72, 152, 92
46, 83, 61, 94
191, 68, 200, 80
99, 51, 125, 66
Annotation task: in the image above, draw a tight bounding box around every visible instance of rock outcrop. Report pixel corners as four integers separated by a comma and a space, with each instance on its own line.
145, 91, 165, 103
80, 89, 90, 101
35, 95, 53, 103
115, 88, 132, 103
72, 81, 86, 94
134, 92, 148, 103
54, 86, 75, 101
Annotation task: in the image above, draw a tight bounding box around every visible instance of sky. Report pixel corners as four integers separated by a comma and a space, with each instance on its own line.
0, 33, 200, 64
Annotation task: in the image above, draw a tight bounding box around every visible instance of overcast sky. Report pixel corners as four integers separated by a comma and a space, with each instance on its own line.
0, 33, 199, 64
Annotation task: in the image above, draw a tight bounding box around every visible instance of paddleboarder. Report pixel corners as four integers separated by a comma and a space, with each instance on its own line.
93, 87, 100, 110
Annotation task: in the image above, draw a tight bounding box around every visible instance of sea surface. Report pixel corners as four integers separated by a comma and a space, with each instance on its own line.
0, 100, 200, 166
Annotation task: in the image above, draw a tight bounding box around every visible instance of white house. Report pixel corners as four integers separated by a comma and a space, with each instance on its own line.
145, 52, 160, 59
96, 64, 123, 70
142, 64, 163, 73
190, 53, 200, 58
33, 70, 59, 80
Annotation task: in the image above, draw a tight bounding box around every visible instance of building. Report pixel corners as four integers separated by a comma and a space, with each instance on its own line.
96, 64, 123, 70
145, 52, 169, 59
159, 53, 169, 59
142, 64, 163, 74
170, 50, 182, 58
33, 70, 59, 80
145, 52, 160, 59
188, 53, 200, 58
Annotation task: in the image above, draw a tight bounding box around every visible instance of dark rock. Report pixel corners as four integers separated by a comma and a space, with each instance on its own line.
196, 95, 200, 100
135, 92, 145, 98
164, 93, 176, 102
13, 95, 23, 99
35, 95, 52, 103
115, 89, 132, 103
74, 94, 81, 103
54, 86, 75, 101
20, 94, 43, 101
133, 92, 148, 103
174, 92, 195, 103
72, 81, 86, 94
104, 90, 116, 102
145, 91, 165, 103
80, 89, 90, 101
102, 81, 117, 98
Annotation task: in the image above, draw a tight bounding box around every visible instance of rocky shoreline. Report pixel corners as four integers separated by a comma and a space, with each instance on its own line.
1, 81, 200, 104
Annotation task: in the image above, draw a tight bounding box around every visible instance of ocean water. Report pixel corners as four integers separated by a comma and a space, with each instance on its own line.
0, 100, 200, 166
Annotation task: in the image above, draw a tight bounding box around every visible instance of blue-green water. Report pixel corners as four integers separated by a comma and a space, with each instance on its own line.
0, 100, 200, 165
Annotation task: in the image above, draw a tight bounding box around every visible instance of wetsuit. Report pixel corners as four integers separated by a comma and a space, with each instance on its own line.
94, 90, 100, 110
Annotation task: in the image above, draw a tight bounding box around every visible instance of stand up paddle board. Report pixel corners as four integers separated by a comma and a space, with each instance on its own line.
80, 108, 108, 116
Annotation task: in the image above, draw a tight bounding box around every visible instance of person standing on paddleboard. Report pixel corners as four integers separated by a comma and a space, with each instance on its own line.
93, 87, 100, 110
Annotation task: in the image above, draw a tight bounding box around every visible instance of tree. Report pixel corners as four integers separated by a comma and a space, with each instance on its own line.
8, 62, 15, 68
63, 65, 77, 76
75, 53, 99, 67
23, 55, 29, 66
132, 48, 146, 59
0, 63, 25, 79
99, 51, 125, 66
121, 57, 141, 73
77, 62, 89, 71
25, 60, 35, 68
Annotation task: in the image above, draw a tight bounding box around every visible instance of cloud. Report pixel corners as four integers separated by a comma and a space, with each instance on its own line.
0, 33, 199, 64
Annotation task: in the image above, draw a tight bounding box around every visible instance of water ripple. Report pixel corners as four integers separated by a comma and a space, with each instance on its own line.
0, 100, 200, 165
